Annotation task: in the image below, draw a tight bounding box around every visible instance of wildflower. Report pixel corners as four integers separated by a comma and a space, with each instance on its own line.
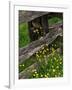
52, 65, 54, 68
55, 75, 57, 77
41, 74, 43, 77
22, 64, 24, 67
53, 69, 55, 72
35, 71, 37, 74
47, 73, 49, 76
46, 48, 49, 51
60, 62, 62, 64
54, 57, 56, 60
44, 75, 48, 78
52, 48, 55, 52
44, 50, 46, 53
36, 74, 38, 76
19, 64, 22, 67
33, 74, 35, 77
39, 50, 42, 53
42, 46, 44, 50
56, 66, 59, 69
36, 54, 39, 57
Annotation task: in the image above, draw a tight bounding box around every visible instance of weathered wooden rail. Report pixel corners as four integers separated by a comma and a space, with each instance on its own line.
19, 11, 63, 23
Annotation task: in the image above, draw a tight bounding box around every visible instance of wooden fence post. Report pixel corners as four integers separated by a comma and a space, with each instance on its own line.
41, 14, 49, 35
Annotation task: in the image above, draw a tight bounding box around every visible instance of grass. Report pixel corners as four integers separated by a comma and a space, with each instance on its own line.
19, 23, 30, 48
48, 17, 62, 26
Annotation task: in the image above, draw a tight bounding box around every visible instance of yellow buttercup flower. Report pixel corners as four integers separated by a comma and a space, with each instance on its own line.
54, 57, 56, 60
41, 74, 43, 77
19, 64, 22, 67
60, 62, 62, 64
33, 74, 35, 77
52, 65, 54, 68
42, 47, 44, 49
53, 69, 55, 72
36, 74, 38, 76
39, 55, 41, 58
46, 48, 49, 51
39, 50, 42, 53
52, 48, 55, 52
45, 75, 48, 78
47, 73, 49, 76
55, 75, 57, 77
44, 50, 46, 52
35, 71, 37, 74
56, 66, 59, 69
36, 54, 39, 57
22, 64, 24, 67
